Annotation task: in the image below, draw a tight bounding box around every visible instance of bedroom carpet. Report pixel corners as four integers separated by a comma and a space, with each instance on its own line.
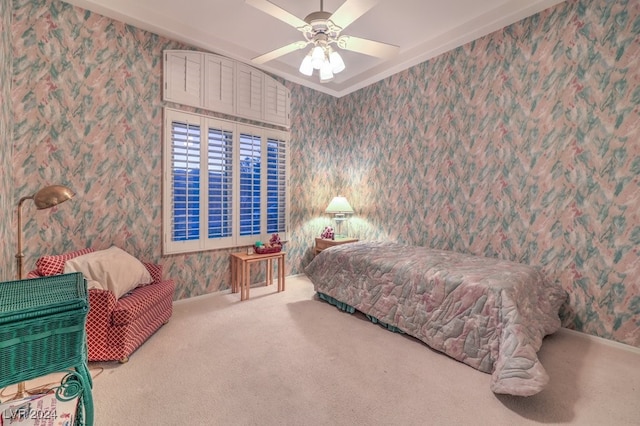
11, 275, 638, 425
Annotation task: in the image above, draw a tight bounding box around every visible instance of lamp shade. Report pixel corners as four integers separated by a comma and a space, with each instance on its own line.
299, 54, 313, 76
329, 50, 345, 74
32, 185, 75, 209
319, 60, 334, 82
325, 196, 354, 214
311, 45, 325, 69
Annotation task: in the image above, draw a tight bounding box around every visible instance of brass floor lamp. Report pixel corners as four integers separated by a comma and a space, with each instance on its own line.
12, 184, 75, 400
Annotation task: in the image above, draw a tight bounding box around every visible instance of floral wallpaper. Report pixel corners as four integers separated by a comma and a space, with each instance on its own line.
0, 0, 12, 282
4, 0, 639, 347
10, 0, 170, 273
288, 0, 640, 347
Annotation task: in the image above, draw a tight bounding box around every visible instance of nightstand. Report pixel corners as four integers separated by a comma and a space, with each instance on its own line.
314, 237, 359, 255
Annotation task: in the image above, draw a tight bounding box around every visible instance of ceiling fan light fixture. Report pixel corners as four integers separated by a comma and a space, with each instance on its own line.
299, 54, 314, 76
329, 49, 345, 74
311, 45, 325, 69
249, 0, 399, 84
319, 59, 334, 82
299, 43, 344, 82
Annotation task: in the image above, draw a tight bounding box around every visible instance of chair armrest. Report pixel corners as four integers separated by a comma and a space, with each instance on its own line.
26, 270, 43, 279
88, 289, 117, 325
86, 289, 118, 352
89, 288, 117, 312
143, 262, 163, 284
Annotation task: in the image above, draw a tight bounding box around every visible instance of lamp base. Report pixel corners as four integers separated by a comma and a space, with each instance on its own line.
334, 217, 347, 238
7, 381, 44, 401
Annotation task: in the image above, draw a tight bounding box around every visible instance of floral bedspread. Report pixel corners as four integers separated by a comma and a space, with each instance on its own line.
305, 241, 567, 396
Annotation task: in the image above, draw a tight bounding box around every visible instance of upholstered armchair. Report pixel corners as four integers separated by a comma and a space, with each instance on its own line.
28, 247, 175, 363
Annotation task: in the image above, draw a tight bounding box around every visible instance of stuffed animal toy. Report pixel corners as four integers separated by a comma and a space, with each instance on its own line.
321, 226, 335, 240
269, 233, 282, 246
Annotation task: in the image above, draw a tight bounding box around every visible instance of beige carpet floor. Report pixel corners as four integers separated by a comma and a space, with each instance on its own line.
10, 275, 638, 425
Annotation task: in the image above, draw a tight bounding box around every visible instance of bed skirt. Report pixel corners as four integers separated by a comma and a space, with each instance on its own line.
318, 292, 404, 333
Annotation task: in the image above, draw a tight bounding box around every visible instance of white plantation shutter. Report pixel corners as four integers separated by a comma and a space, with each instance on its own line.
264, 78, 289, 126
170, 120, 201, 242
238, 132, 262, 238
207, 127, 233, 244
204, 55, 234, 114
266, 136, 287, 234
163, 108, 289, 254
164, 51, 202, 106
236, 64, 263, 120
164, 50, 290, 128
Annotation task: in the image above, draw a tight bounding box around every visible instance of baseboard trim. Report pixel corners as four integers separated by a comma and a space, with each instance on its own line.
173, 288, 231, 305
173, 274, 305, 305
557, 327, 640, 354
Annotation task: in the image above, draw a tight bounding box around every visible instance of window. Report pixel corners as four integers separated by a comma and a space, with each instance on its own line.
163, 108, 289, 254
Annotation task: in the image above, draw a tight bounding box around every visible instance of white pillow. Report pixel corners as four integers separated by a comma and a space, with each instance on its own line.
64, 246, 152, 299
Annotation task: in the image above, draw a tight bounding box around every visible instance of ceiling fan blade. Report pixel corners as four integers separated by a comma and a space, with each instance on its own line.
252, 41, 309, 64
246, 0, 308, 29
337, 35, 399, 59
329, 0, 379, 30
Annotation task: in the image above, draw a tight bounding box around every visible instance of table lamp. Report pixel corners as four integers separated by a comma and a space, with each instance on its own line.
325, 196, 354, 238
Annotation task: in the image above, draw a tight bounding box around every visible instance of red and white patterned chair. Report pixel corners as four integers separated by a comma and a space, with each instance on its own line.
28, 248, 175, 363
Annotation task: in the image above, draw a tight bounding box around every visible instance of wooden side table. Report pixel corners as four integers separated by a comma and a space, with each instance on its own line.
314, 237, 359, 255
230, 251, 286, 301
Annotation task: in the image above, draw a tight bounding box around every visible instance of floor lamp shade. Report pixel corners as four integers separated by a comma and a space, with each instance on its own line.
32, 185, 75, 210
16, 184, 75, 279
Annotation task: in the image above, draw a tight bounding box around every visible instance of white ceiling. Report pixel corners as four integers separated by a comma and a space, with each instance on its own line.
63, 0, 565, 98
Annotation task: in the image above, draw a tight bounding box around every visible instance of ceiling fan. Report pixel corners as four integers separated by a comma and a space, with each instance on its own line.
246, 0, 399, 82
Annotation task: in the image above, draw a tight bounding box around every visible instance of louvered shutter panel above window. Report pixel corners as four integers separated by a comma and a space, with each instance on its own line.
164, 50, 290, 128
204, 56, 235, 115
236, 64, 263, 121
264, 78, 289, 127
164, 51, 202, 106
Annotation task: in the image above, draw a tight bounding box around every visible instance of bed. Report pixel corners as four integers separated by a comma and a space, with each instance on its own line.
304, 241, 567, 396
